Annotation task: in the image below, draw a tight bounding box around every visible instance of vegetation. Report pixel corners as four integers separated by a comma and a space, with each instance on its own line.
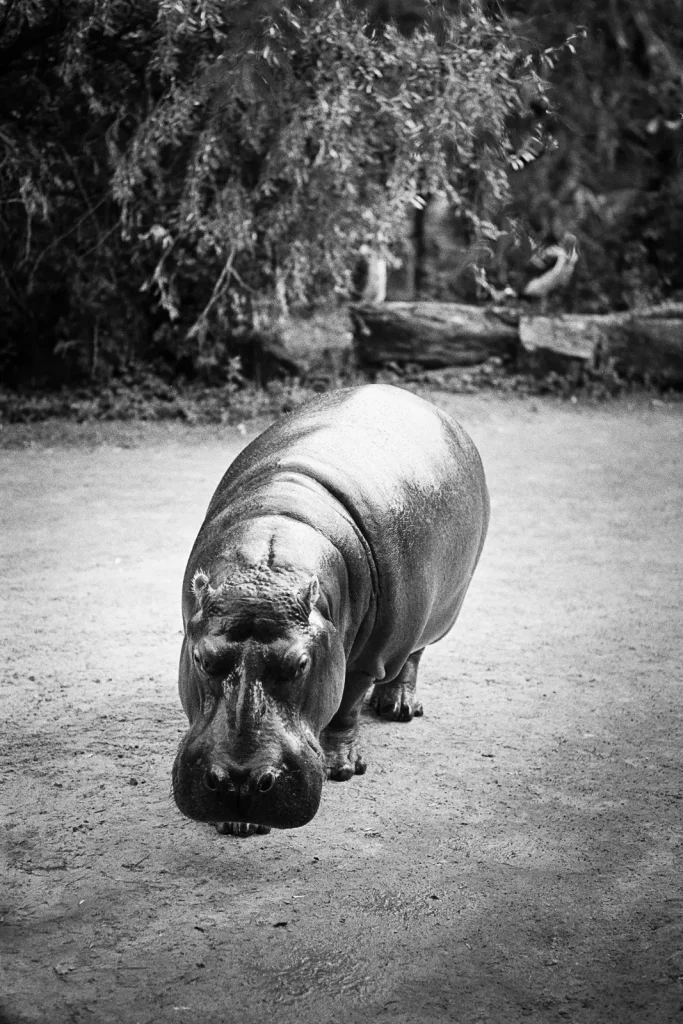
1, 0, 544, 384
1, 0, 681, 389
507, 0, 683, 310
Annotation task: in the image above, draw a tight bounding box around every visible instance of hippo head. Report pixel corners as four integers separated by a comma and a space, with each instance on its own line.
172, 564, 346, 831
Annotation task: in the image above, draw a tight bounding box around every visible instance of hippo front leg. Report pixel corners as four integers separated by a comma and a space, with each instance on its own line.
321, 671, 373, 781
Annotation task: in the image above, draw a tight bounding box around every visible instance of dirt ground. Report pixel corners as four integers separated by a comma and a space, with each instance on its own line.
1, 390, 682, 1024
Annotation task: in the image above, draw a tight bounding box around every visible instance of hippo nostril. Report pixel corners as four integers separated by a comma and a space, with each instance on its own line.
257, 771, 275, 794
204, 769, 220, 792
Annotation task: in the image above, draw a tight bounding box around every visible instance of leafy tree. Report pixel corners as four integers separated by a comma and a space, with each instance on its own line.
0, 0, 159, 381
1, 0, 545, 383
504, 0, 683, 308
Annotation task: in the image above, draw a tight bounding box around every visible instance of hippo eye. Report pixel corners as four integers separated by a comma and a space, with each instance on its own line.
193, 648, 205, 673
295, 653, 310, 677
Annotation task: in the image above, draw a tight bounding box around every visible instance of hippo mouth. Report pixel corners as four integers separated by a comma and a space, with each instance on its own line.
171, 746, 325, 831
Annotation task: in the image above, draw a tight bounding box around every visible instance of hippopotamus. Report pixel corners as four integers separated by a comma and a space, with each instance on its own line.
172, 384, 489, 836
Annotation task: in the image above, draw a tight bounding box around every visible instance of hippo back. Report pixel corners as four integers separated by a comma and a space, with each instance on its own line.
204, 385, 489, 682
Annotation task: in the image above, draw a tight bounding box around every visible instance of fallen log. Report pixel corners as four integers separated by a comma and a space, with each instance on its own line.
608, 318, 683, 386
519, 312, 683, 385
628, 302, 683, 320
351, 300, 683, 386
351, 301, 518, 368
518, 315, 604, 376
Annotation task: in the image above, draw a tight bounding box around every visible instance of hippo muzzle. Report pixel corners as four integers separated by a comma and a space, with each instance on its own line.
172, 711, 326, 830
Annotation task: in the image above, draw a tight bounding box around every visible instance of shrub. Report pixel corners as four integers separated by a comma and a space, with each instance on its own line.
1, 0, 544, 383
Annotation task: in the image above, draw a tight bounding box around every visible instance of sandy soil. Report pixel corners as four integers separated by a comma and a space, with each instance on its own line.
1, 391, 682, 1024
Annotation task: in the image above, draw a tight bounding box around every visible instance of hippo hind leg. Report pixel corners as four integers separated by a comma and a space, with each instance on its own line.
372, 649, 424, 722
214, 822, 272, 837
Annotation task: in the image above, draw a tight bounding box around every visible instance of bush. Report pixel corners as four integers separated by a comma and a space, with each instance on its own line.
0, 0, 544, 384
506, 0, 683, 310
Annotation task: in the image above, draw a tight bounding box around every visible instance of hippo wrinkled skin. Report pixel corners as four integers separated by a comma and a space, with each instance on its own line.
172, 385, 489, 836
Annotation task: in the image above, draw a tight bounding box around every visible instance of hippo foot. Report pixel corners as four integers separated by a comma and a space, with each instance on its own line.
321, 730, 367, 782
214, 822, 272, 837
371, 683, 423, 722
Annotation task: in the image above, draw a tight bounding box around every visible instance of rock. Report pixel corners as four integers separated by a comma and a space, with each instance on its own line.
278, 309, 354, 385
235, 334, 303, 384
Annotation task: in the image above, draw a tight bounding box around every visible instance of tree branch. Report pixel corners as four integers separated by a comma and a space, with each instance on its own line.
186, 249, 237, 343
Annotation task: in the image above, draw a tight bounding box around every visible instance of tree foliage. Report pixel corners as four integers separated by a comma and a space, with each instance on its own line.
6, 0, 678, 385
0, 0, 160, 381
1, 0, 544, 382
505, 0, 683, 308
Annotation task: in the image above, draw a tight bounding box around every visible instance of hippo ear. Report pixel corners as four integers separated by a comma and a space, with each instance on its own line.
191, 569, 212, 607
300, 575, 320, 616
